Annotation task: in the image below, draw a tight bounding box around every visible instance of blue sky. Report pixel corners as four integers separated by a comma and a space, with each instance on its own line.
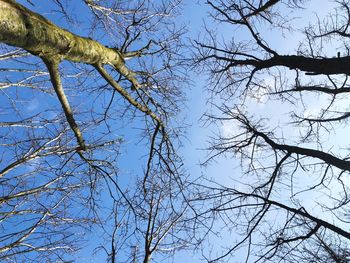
29, 1, 215, 261
2, 0, 349, 262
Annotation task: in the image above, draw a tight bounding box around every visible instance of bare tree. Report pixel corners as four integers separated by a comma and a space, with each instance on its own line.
0, 0, 191, 261
195, 0, 350, 261
97, 170, 196, 263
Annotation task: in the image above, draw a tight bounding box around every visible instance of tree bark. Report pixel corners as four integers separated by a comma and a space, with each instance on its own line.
235, 55, 350, 75
0, 0, 138, 87
259, 55, 350, 75
0, 0, 149, 148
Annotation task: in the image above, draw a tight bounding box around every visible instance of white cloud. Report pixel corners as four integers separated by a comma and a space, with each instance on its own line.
220, 119, 239, 138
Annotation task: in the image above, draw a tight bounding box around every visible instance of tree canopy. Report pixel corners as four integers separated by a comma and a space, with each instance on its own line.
195, 0, 350, 261
0, 0, 350, 262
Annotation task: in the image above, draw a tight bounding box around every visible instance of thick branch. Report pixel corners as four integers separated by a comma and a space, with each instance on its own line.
0, 0, 139, 88
247, 0, 280, 18
229, 113, 350, 171
94, 64, 164, 128
44, 58, 86, 150
254, 129, 350, 171
271, 85, 350, 95
301, 112, 350, 123
245, 192, 350, 240
232, 55, 350, 75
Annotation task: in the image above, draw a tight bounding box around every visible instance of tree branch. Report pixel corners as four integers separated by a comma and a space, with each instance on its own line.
43, 58, 86, 151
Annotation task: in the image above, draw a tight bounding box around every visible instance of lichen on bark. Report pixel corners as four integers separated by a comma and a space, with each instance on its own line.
0, 0, 138, 85
0, 0, 148, 149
